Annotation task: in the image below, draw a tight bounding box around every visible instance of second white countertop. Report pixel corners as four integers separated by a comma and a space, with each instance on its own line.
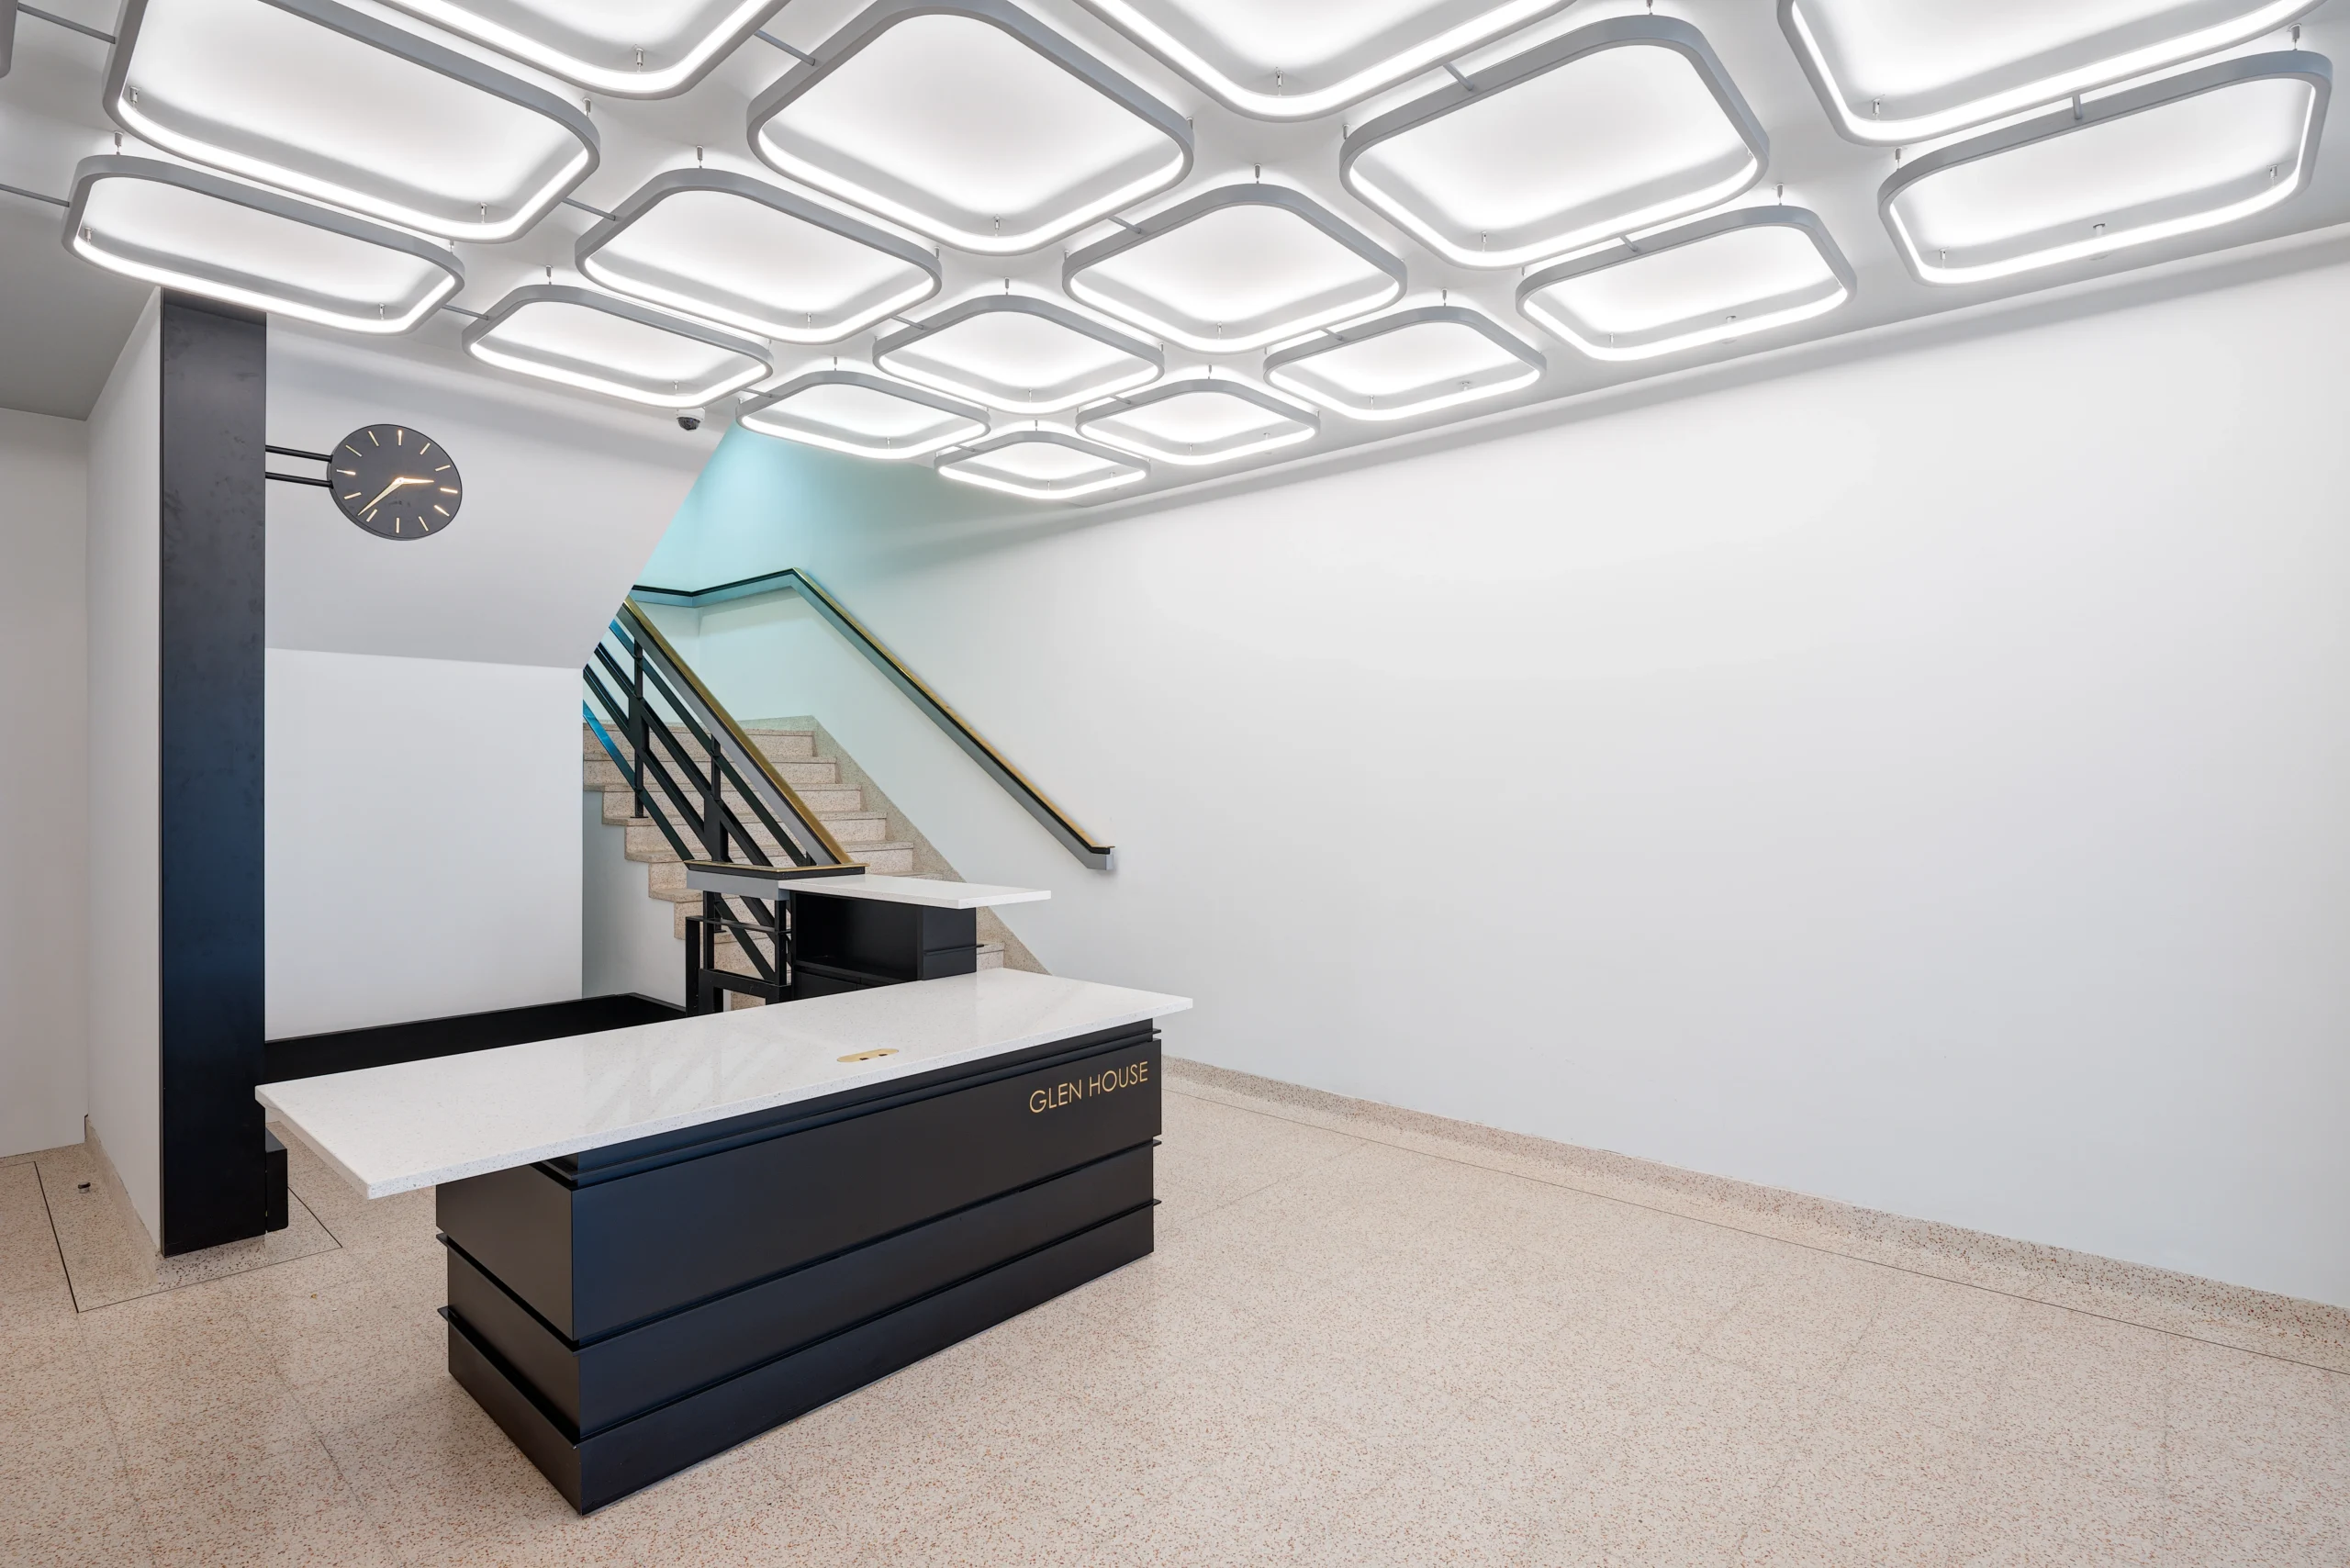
259, 969, 1191, 1199
684, 867, 1050, 909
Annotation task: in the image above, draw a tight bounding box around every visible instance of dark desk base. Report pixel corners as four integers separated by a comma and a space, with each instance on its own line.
434, 1025, 1160, 1513
447, 1205, 1150, 1512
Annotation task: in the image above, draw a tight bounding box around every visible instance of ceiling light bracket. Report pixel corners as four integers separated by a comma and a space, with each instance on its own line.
63, 153, 464, 333
106, 0, 599, 241
1062, 181, 1407, 352
1516, 205, 1853, 362
747, 0, 1193, 254
461, 283, 773, 408
873, 293, 1163, 413
738, 367, 990, 459
575, 167, 942, 342
1877, 50, 2332, 286
1338, 16, 1768, 270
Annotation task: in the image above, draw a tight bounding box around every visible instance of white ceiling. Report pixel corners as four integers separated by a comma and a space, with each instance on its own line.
4, 0, 2346, 498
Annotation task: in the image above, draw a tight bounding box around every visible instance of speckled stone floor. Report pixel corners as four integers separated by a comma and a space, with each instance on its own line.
3, 1076, 2344, 1566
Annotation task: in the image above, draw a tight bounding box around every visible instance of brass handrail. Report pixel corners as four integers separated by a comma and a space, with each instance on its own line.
617, 598, 855, 868
632, 568, 1114, 870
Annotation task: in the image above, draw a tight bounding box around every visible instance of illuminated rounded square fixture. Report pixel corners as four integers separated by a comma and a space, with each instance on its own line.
105, 0, 598, 242
1264, 304, 1543, 422
935, 429, 1147, 501
461, 285, 772, 409
745, 0, 1192, 256
1062, 184, 1406, 353
873, 295, 1163, 415
1075, 375, 1317, 466
1782, 0, 2323, 146
1517, 207, 1853, 363
63, 155, 464, 334
1338, 17, 1768, 271
576, 170, 940, 345
378, 0, 788, 97
1069, 0, 1576, 121
1880, 51, 2331, 287
737, 369, 989, 460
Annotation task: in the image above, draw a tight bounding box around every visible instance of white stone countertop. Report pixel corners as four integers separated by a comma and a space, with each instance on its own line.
258, 969, 1191, 1199
686, 868, 1051, 909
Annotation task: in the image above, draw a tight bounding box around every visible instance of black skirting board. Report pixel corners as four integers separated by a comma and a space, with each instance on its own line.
447, 1204, 1155, 1513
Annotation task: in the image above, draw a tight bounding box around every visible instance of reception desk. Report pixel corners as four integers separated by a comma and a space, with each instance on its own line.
261, 969, 1191, 1511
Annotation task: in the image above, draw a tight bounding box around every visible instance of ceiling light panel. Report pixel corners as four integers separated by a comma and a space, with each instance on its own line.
1881, 52, 2330, 286
874, 295, 1162, 414
935, 429, 1147, 501
65, 155, 464, 333
576, 170, 939, 344
737, 368, 989, 459
747, 0, 1192, 255
462, 285, 771, 408
1076, 375, 1317, 465
1063, 184, 1405, 353
378, 0, 786, 97
1069, 0, 1576, 120
106, 0, 597, 242
1264, 304, 1543, 421
1518, 207, 1853, 362
1340, 17, 1768, 270
1784, 0, 2323, 146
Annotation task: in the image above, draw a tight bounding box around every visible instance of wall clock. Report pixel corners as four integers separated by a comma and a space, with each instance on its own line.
330, 423, 463, 540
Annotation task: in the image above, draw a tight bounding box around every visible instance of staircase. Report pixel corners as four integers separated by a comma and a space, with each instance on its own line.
583, 722, 1008, 990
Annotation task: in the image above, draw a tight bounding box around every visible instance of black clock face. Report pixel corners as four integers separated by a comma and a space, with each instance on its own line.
330, 424, 462, 540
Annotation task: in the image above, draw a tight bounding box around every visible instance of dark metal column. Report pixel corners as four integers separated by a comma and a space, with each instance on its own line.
157, 292, 268, 1255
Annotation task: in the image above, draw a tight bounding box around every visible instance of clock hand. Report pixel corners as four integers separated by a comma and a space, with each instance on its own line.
359, 475, 431, 512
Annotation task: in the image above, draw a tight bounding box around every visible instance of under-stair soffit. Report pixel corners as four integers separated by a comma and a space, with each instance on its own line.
3, 0, 2347, 478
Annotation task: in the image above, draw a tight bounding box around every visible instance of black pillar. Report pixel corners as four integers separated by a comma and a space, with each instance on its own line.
157, 293, 268, 1255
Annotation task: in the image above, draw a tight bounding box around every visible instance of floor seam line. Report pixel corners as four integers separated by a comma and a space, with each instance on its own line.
25, 1155, 80, 1315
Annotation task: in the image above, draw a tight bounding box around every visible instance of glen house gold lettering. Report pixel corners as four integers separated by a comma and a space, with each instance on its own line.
1028, 1058, 1149, 1114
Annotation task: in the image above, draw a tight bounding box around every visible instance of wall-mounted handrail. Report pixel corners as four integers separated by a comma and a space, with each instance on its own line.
632, 568, 1115, 871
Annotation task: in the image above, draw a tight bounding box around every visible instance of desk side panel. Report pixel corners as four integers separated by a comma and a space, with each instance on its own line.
437, 1161, 576, 1337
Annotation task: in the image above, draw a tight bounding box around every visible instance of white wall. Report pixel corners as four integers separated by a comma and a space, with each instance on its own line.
266, 650, 581, 1037
262, 325, 714, 1036
265, 325, 716, 669
655, 256, 2350, 1309
0, 407, 90, 1159
582, 793, 686, 1008
84, 292, 161, 1244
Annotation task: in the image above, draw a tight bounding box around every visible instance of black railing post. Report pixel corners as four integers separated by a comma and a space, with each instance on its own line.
628, 634, 648, 820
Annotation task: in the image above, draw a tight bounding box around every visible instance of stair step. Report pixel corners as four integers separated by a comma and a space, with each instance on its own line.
585, 769, 862, 817
621, 812, 890, 861
600, 790, 884, 844
585, 754, 839, 790
584, 725, 816, 766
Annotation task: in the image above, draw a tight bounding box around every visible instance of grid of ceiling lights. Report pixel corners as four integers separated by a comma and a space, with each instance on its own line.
55, 0, 2336, 503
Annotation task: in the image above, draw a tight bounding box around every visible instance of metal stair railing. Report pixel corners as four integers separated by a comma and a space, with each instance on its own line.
631, 567, 1114, 870
582, 599, 856, 1014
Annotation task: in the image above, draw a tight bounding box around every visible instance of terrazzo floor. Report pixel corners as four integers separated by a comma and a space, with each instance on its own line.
3, 1074, 2344, 1566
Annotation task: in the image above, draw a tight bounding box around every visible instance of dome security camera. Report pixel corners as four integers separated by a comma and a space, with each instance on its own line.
677, 407, 706, 431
